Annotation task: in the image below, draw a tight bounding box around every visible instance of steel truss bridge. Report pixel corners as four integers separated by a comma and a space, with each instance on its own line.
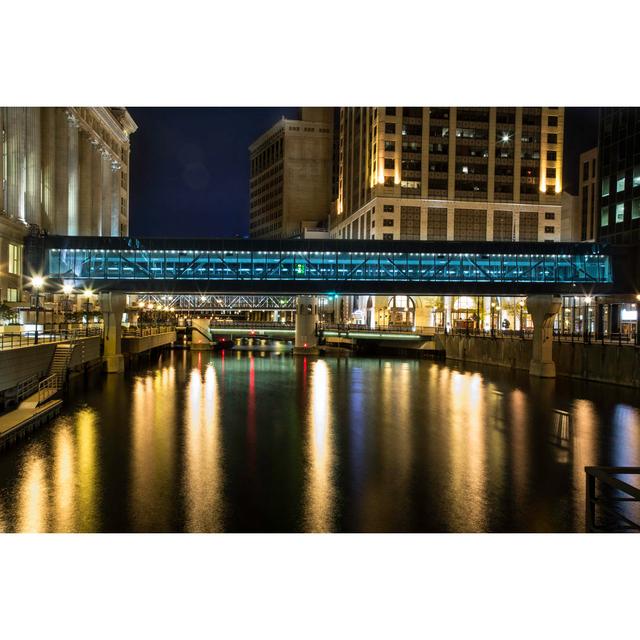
26, 235, 631, 296
136, 294, 297, 311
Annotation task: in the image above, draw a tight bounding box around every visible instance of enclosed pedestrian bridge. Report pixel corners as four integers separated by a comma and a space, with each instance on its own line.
26, 235, 629, 295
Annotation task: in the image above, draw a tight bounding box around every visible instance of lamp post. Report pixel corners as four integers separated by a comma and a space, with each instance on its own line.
490, 301, 496, 338
519, 300, 525, 339
84, 289, 93, 337
32, 276, 44, 344
584, 296, 592, 344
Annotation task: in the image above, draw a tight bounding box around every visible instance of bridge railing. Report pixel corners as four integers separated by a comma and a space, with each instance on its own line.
585, 467, 640, 532
319, 324, 435, 336
123, 324, 176, 337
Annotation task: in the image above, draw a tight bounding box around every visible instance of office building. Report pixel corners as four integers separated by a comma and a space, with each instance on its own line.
330, 107, 564, 242
249, 108, 334, 238
578, 147, 598, 241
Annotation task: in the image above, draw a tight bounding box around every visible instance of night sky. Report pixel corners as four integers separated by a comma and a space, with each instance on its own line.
128, 107, 599, 239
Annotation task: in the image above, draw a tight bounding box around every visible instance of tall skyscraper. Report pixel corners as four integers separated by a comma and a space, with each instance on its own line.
597, 107, 640, 245
249, 108, 334, 239
0, 107, 136, 302
330, 107, 564, 243
578, 147, 598, 241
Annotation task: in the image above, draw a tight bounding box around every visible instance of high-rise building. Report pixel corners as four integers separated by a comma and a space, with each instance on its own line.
330, 107, 564, 243
0, 107, 136, 302
249, 108, 334, 238
597, 108, 640, 245
577, 147, 598, 241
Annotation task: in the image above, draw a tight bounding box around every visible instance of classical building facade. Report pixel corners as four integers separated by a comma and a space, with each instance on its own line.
0, 107, 136, 302
330, 107, 564, 243
249, 108, 334, 239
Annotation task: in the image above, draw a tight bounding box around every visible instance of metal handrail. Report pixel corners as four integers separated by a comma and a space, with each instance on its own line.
585, 466, 640, 532
37, 373, 62, 405
0, 327, 102, 351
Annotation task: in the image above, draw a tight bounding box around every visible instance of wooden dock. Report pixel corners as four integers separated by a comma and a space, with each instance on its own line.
0, 398, 63, 451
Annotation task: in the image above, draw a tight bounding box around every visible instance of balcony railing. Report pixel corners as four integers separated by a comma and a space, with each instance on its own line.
585, 467, 640, 532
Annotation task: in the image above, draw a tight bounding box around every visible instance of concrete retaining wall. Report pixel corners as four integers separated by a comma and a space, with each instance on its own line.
122, 331, 176, 354
437, 334, 640, 388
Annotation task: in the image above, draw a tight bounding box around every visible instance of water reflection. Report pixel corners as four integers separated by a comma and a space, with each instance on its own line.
304, 359, 335, 532
17, 453, 48, 532
183, 363, 223, 532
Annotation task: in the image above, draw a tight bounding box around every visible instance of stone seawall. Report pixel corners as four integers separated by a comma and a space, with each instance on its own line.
437, 334, 640, 388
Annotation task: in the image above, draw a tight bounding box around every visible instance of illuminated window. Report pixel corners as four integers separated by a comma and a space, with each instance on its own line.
601, 178, 609, 197
617, 172, 625, 192
8, 243, 21, 275
7, 288, 18, 302
633, 166, 640, 188
632, 198, 640, 220
616, 202, 624, 223
384, 176, 394, 187
601, 206, 609, 226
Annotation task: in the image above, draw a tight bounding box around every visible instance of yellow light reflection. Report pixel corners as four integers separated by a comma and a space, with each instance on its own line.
53, 424, 76, 532
184, 364, 223, 532
304, 360, 335, 532
17, 456, 48, 533
76, 407, 99, 532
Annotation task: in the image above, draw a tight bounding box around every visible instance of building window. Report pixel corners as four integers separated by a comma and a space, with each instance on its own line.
544, 226, 555, 234
385, 107, 396, 116
616, 172, 625, 193
7, 288, 18, 302
383, 204, 394, 212
545, 212, 555, 220
384, 158, 395, 169
633, 166, 640, 188
582, 161, 589, 180
616, 202, 625, 223
601, 206, 609, 226
385, 123, 396, 134
546, 168, 556, 179
547, 150, 557, 162
383, 219, 394, 227
384, 176, 395, 187
382, 233, 394, 240
547, 133, 557, 144
548, 115, 558, 127
384, 141, 395, 152
601, 178, 609, 197
8, 243, 21, 275
632, 198, 640, 220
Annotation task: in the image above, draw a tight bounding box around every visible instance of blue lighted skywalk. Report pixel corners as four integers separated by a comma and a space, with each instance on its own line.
28, 236, 624, 295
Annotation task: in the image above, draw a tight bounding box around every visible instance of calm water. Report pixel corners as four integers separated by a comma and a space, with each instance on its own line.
1, 349, 639, 533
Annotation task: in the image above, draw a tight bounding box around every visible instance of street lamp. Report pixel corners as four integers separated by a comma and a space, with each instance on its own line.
84, 289, 93, 337
32, 276, 45, 344
584, 296, 593, 344
490, 301, 496, 337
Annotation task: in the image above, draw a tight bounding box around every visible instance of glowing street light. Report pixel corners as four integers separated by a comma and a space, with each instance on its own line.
32, 276, 45, 344
83, 289, 94, 337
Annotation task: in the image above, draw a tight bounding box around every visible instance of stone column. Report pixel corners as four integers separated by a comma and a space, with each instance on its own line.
191, 318, 211, 350
54, 109, 69, 234
100, 292, 126, 373
101, 155, 112, 236
41, 108, 56, 231
0, 108, 4, 213
6, 107, 26, 220
25, 107, 41, 226
78, 131, 93, 236
111, 166, 121, 236
294, 296, 319, 354
91, 144, 102, 235
67, 114, 80, 235
527, 294, 562, 378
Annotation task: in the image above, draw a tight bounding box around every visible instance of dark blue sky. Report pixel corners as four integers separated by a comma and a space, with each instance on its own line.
128, 107, 298, 238
128, 107, 598, 239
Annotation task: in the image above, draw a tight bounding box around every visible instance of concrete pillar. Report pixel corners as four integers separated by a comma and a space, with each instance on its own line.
294, 296, 319, 354
191, 318, 211, 350
101, 156, 112, 236
101, 292, 126, 373
111, 167, 121, 236
0, 108, 4, 213
67, 115, 79, 235
91, 145, 103, 235
25, 107, 41, 226
527, 294, 562, 378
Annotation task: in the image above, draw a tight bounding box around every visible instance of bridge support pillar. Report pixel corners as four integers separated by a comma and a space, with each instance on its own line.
191, 318, 211, 350
527, 294, 562, 378
101, 292, 126, 373
294, 296, 319, 355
